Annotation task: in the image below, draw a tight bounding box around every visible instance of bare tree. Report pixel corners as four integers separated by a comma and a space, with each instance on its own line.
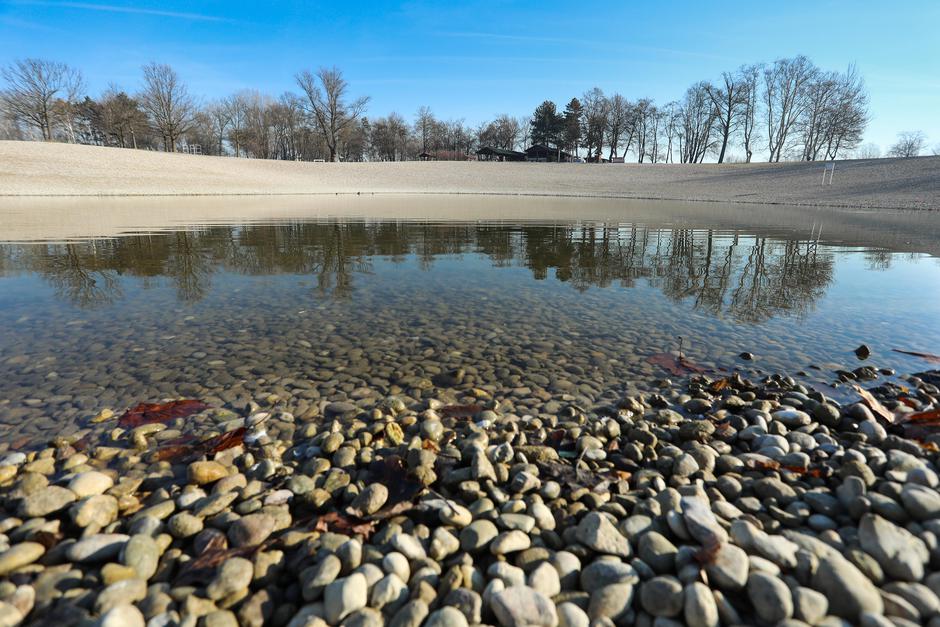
854, 142, 880, 159
414, 106, 435, 153
677, 82, 717, 163
605, 93, 631, 159
581, 87, 608, 161
296, 67, 369, 162
763, 56, 817, 162
138, 62, 195, 152
738, 64, 762, 162
933, 142, 940, 157
887, 131, 926, 158
200, 101, 232, 156
222, 93, 249, 157
0, 58, 84, 141
705, 71, 746, 163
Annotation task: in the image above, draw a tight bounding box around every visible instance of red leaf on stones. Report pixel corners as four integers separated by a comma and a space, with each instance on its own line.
119, 400, 208, 428
851, 384, 896, 424
646, 353, 706, 377
898, 409, 940, 441
315, 511, 376, 538
440, 404, 483, 418
892, 349, 940, 364
153, 428, 246, 463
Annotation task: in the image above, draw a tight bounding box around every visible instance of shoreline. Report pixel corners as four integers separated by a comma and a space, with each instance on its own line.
0, 362, 938, 625
1, 141, 939, 210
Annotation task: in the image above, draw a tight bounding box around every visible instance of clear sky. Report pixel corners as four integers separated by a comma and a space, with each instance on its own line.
1, 0, 938, 157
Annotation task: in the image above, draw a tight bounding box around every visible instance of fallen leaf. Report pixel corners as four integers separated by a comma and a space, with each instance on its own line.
314, 511, 376, 538
152, 428, 245, 463
710, 378, 731, 392
851, 384, 896, 424
646, 353, 707, 377
892, 349, 940, 364
119, 400, 208, 428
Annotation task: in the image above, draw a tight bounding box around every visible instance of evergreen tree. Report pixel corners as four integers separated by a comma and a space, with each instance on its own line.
563, 98, 583, 155
530, 100, 564, 148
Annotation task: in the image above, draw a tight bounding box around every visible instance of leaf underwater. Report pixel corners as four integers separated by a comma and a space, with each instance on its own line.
118, 399, 208, 428
892, 349, 940, 364
646, 352, 707, 376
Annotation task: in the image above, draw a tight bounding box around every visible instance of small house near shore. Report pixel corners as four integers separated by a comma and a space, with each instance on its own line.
476, 146, 526, 162
525, 144, 574, 163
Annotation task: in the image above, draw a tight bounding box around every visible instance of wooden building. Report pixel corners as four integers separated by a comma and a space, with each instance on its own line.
525, 144, 574, 162
476, 146, 526, 162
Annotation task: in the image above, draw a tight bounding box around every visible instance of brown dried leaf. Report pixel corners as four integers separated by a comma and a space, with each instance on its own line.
646, 353, 707, 377
851, 384, 896, 424
314, 511, 376, 538
892, 349, 940, 364
119, 399, 208, 428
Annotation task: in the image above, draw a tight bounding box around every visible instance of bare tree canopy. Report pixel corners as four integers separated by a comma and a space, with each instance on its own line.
138, 62, 195, 152
296, 67, 369, 162
2, 54, 883, 164
0, 58, 84, 141
705, 72, 746, 163
888, 131, 927, 158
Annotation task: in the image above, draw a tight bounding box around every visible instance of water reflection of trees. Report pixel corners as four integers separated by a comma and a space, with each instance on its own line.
1, 221, 837, 322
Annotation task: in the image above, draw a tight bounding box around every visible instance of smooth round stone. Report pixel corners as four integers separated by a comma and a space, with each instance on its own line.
67, 533, 129, 563
369, 573, 408, 612
121, 535, 160, 580
381, 552, 410, 582
438, 503, 472, 527
574, 512, 631, 557
70, 494, 119, 528
557, 602, 589, 627
424, 606, 469, 627
490, 530, 531, 555
684, 581, 719, 627
639, 576, 683, 617
460, 520, 498, 552
188, 461, 228, 485
228, 513, 275, 547
490, 586, 557, 627
747, 572, 793, 623
390, 533, 426, 561
588, 583, 634, 623
98, 604, 145, 627
638, 532, 678, 574
18, 485, 76, 517
68, 471, 113, 498
0, 542, 45, 576
167, 512, 203, 539
324, 573, 367, 624
350, 484, 388, 516
207, 557, 253, 600
527, 562, 561, 597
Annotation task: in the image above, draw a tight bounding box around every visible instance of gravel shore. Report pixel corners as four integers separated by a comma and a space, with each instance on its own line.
1, 362, 939, 626
1, 141, 938, 210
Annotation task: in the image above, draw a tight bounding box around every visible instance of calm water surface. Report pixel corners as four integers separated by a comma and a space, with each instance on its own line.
1, 198, 939, 440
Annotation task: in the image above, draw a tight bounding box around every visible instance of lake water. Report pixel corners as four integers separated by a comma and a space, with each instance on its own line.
1, 196, 939, 443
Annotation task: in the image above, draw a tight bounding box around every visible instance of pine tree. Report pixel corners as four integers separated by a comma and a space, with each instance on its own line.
563, 98, 583, 156
530, 100, 564, 148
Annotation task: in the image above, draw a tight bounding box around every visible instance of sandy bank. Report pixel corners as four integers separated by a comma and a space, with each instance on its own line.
1, 141, 938, 210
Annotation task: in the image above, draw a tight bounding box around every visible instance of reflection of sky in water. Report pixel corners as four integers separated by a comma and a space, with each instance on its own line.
0, 221, 939, 431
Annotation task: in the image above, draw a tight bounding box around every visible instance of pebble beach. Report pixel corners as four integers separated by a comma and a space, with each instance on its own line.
0, 359, 939, 627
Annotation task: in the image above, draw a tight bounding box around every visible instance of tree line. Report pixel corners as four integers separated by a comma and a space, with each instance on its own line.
0, 55, 932, 162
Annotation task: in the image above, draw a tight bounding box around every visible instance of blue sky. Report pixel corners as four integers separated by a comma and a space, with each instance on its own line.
1, 0, 938, 156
